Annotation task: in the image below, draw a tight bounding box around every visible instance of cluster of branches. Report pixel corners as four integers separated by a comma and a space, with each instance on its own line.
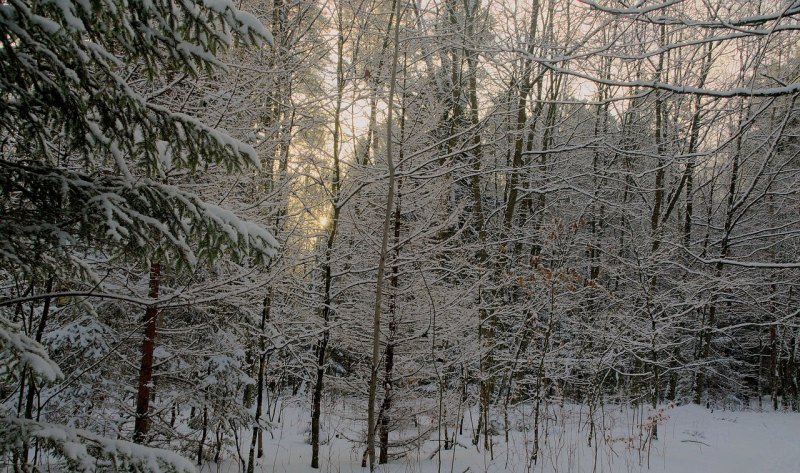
2, 0, 799, 472
276, 0, 800, 468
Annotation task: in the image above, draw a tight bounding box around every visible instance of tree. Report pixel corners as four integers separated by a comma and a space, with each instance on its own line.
366, 0, 402, 468
0, 0, 276, 470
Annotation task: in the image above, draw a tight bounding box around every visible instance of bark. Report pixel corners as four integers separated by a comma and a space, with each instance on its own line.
197, 398, 208, 465
380, 88, 405, 466
459, 0, 493, 454
378, 319, 395, 465
312, 7, 346, 467
134, 262, 161, 444
532, 285, 555, 464
367, 2, 401, 469
358, 0, 397, 166
247, 288, 272, 473
23, 277, 53, 422
502, 0, 540, 234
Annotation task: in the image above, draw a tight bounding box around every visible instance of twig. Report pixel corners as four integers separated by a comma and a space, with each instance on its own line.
681, 439, 710, 447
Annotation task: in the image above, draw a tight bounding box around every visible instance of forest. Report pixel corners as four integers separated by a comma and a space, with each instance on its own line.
1, 0, 799, 472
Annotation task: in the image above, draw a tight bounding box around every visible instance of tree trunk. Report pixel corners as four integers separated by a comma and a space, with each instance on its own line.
134, 262, 161, 444
380, 87, 405, 466
197, 400, 208, 465
367, 2, 401, 469
460, 0, 493, 454
379, 322, 395, 465
311, 5, 346, 467
247, 288, 272, 473
358, 0, 397, 166
24, 277, 53, 421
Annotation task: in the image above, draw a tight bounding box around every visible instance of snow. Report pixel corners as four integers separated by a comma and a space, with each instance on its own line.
156, 140, 173, 171
657, 405, 800, 473
232, 10, 274, 47
2, 417, 197, 473
535, 63, 800, 98
0, 316, 63, 382
199, 200, 280, 257
201, 402, 800, 473
200, 0, 274, 47
176, 41, 219, 66
44, 0, 87, 32
29, 14, 62, 34
44, 315, 111, 360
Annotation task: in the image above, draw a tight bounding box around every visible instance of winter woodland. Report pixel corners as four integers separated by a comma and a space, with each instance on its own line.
1, 0, 800, 472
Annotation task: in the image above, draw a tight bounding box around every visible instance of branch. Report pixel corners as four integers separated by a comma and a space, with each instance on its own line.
533, 62, 800, 97
579, 0, 800, 29
689, 254, 800, 269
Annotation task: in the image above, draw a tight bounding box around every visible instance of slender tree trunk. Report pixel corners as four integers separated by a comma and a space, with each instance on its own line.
134, 262, 161, 444
503, 0, 540, 234
17, 277, 54, 470
23, 277, 53, 421
310, 335, 326, 468
771, 324, 779, 410
197, 393, 208, 465
647, 26, 668, 428
311, 7, 347, 467
379, 85, 406, 465
379, 319, 395, 465
247, 288, 272, 473
359, 0, 397, 166
367, 2, 402, 469
532, 285, 555, 464
459, 1, 493, 454
13, 283, 34, 425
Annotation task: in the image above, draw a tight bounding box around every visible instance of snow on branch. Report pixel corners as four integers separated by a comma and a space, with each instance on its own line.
0, 162, 278, 277
577, 0, 685, 16
533, 61, 800, 98
0, 315, 63, 383
1, 0, 272, 177
200, 0, 274, 47
579, 0, 800, 28
689, 254, 800, 269
0, 417, 195, 473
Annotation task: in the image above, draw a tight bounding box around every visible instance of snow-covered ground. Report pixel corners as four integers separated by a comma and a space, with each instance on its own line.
204, 401, 800, 473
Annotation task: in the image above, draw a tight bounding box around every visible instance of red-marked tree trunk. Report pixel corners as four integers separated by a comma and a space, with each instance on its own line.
134, 262, 161, 444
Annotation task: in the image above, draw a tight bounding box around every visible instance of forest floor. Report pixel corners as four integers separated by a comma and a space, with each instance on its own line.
202, 400, 800, 473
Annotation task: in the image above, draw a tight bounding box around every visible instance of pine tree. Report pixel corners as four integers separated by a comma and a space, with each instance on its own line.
0, 0, 276, 470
